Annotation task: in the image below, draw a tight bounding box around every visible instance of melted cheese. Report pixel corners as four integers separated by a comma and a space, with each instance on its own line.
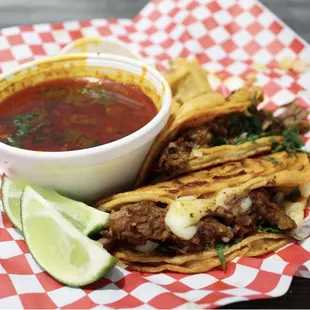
240, 196, 252, 213
215, 187, 252, 214
190, 149, 203, 158
165, 208, 198, 240
165, 177, 267, 239
215, 187, 235, 208
165, 199, 216, 240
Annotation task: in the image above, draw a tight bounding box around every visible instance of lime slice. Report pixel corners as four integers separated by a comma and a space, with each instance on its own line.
1, 175, 109, 236
21, 186, 117, 287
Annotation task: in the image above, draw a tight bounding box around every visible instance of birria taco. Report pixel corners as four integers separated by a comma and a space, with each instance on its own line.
135, 81, 309, 187
96, 152, 310, 273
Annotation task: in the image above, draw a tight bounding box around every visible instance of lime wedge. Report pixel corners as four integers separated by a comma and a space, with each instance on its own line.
21, 186, 117, 287
1, 175, 26, 231
1, 175, 109, 236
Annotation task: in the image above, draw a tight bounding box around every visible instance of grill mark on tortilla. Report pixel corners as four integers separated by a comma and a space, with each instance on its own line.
169, 189, 180, 194
159, 185, 170, 189
169, 181, 209, 193
213, 170, 246, 180
179, 181, 209, 189
172, 179, 184, 185
198, 192, 216, 199
299, 165, 305, 171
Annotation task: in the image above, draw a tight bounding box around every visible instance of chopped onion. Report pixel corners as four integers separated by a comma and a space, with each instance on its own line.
135, 241, 159, 253
240, 132, 248, 139
284, 200, 305, 226
191, 149, 203, 158
299, 183, 310, 198
273, 192, 285, 205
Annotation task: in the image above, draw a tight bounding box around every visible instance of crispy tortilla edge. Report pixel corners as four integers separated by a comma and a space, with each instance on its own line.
114, 233, 291, 273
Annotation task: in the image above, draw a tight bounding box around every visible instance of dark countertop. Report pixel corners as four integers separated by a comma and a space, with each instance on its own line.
0, 0, 310, 309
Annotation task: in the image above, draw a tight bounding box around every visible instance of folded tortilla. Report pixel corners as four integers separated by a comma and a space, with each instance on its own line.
97, 152, 310, 273
164, 58, 213, 102
135, 86, 284, 187
114, 234, 290, 273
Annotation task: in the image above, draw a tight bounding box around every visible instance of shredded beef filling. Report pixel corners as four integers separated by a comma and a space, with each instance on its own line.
155, 102, 308, 175
156, 126, 214, 173
277, 100, 310, 133
100, 188, 296, 253
249, 189, 296, 230
100, 201, 170, 245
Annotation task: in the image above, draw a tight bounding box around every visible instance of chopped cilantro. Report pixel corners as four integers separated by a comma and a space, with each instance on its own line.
228, 110, 263, 138
81, 86, 116, 105
12, 113, 42, 138
271, 125, 304, 154
215, 243, 226, 270
210, 136, 228, 146
157, 245, 175, 254
81, 87, 93, 96
19, 113, 37, 121
16, 127, 27, 137
258, 224, 281, 233
8, 113, 48, 147
5, 136, 22, 148
266, 157, 281, 165
98, 94, 115, 105
234, 133, 261, 145
250, 92, 258, 105
246, 134, 259, 144
90, 140, 101, 148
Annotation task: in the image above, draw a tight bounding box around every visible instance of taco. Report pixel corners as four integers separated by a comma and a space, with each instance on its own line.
164, 58, 213, 103
135, 85, 309, 187
96, 152, 310, 273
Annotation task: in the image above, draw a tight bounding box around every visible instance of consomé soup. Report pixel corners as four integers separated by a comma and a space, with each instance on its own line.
0, 78, 157, 151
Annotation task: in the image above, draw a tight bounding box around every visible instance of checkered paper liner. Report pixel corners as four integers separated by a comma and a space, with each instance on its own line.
1, 0, 310, 308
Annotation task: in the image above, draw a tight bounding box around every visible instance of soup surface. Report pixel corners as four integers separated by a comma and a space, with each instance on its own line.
0, 78, 157, 151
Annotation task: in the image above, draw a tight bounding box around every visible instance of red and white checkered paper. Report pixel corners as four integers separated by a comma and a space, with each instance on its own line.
1, 0, 310, 308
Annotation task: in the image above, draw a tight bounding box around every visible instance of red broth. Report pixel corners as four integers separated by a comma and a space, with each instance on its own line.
0, 78, 158, 151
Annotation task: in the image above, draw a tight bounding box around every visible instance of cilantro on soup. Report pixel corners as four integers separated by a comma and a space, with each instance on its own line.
0, 78, 157, 151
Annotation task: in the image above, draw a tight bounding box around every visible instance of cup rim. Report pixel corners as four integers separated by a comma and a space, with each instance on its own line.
60, 37, 144, 60
0, 53, 171, 160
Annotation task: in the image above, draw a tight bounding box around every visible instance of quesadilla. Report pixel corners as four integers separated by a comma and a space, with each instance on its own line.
96, 152, 310, 273
135, 85, 309, 187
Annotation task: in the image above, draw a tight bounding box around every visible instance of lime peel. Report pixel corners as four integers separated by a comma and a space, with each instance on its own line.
1, 175, 109, 236
21, 186, 117, 287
